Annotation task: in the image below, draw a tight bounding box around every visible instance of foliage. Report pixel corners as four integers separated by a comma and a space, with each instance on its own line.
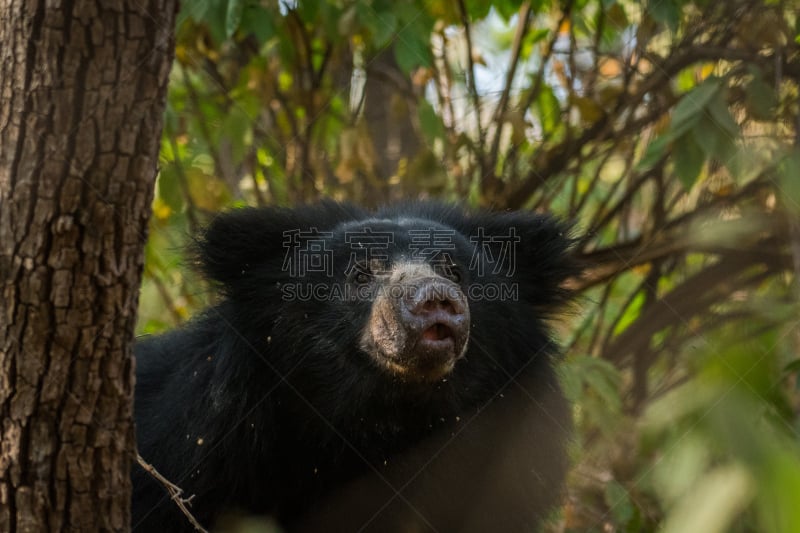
138, 0, 800, 531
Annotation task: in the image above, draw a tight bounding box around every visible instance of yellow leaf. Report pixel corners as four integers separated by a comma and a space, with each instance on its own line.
571, 95, 603, 123
152, 198, 172, 221
700, 63, 715, 80
175, 45, 189, 65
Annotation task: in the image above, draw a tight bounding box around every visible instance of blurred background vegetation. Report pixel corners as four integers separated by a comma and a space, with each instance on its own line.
136, 0, 800, 531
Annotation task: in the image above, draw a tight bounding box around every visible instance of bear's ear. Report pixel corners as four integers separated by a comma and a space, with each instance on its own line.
454, 209, 581, 310
195, 201, 365, 288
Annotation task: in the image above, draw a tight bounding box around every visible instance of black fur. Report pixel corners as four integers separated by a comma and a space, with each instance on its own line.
132, 201, 577, 532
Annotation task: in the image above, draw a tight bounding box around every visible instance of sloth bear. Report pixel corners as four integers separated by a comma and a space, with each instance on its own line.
132, 201, 577, 532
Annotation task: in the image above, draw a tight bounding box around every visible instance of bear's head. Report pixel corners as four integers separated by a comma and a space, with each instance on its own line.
330, 216, 473, 382
196, 201, 576, 390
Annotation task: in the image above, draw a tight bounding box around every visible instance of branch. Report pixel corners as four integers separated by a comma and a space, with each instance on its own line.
504, 29, 798, 210
167, 134, 200, 235
517, 1, 574, 115
145, 265, 185, 325
456, 0, 487, 175
487, 2, 533, 172
136, 454, 209, 533
603, 252, 785, 365
577, 208, 790, 292
505, 114, 609, 208
179, 63, 227, 184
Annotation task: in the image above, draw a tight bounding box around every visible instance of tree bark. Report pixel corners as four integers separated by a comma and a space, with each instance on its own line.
363, 47, 420, 203
0, 1, 176, 530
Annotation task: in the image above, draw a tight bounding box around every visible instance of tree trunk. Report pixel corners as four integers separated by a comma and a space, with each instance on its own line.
363, 47, 420, 204
0, 1, 176, 530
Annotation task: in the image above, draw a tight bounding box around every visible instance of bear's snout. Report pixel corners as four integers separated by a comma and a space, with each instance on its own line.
400, 277, 470, 357
364, 268, 470, 383
403, 277, 467, 317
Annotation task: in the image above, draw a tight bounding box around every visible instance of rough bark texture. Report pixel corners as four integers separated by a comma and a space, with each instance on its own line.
0, 1, 176, 530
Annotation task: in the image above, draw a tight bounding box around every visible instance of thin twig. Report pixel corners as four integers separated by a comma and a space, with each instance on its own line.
136, 454, 209, 533
167, 134, 200, 235
180, 64, 226, 184
487, 2, 533, 171
146, 265, 185, 325
456, 0, 487, 174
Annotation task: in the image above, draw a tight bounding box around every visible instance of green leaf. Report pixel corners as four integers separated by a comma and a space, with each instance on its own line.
561, 355, 622, 409
240, 4, 275, 45
417, 100, 446, 143
226, 0, 245, 38
203, 0, 229, 44
559, 360, 583, 403
613, 291, 645, 336
647, 0, 681, 33
671, 79, 721, 130
296, 0, 320, 23
520, 28, 549, 59
394, 30, 432, 73
675, 67, 697, 93
637, 133, 671, 171
778, 150, 800, 214
494, 0, 524, 21
317, 1, 345, 37
688, 97, 737, 163
640, 80, 723, 172
673, 132, 705, 190
584, 363, 622, 414
605, 481, 635, 525
157, 166, 184, 212
394, 2, 435, 70
357, 4, 397, 48
795, 16, 800, 44
464, 0, 492, 20
162, 102, 180, 139
533, 0, 554, 11
707, 97, 739, 139
535, 83, 561, 133
178, 0, 210, 29
745, 75, 778, 120
221, 106, 251, 164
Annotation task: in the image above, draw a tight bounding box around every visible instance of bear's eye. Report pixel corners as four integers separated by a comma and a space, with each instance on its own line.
435, 263, 462, 283
352, 268, 372, 285
446, 267, 462, 283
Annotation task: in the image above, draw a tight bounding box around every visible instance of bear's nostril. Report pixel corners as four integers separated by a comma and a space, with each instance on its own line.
407, 280, 466, 317
418, 297, 456, 315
